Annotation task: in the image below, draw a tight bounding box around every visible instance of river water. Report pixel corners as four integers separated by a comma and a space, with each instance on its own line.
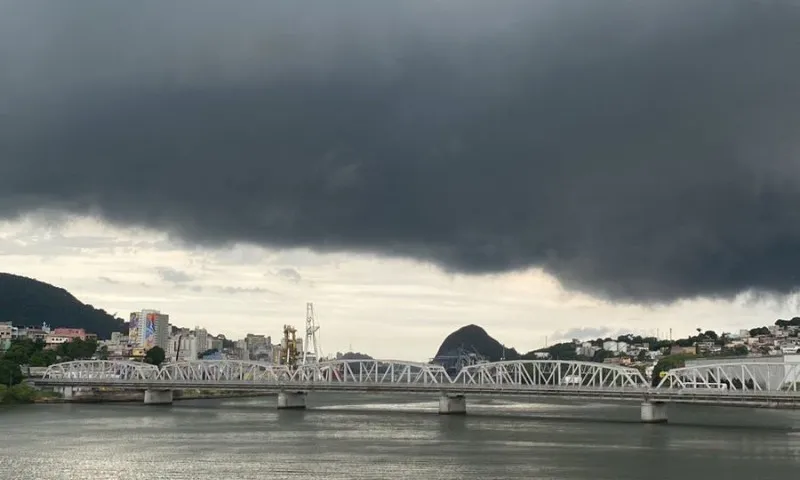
2, 394, 800, 479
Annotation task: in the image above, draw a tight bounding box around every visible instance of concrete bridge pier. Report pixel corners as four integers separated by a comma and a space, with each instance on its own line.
439, 394, 467, 415
58, 386, 74, 400
278, 391, 307, 410
640, 401, 667, 423
144, 389, 174, 405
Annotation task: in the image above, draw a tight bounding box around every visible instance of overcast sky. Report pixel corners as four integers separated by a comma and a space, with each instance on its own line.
2, 1, 800, 360
2, 215, 796, 361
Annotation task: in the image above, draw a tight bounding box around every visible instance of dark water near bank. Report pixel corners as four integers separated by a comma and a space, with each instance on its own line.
2, 394, 800, 479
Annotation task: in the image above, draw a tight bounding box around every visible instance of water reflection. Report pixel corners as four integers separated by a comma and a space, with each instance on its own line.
2, 397, 799, 479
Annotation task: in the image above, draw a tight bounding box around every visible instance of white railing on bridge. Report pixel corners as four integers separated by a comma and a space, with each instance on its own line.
451, 360, 649, 388
42, 360, 160, 381
40, 358, 646, 390
153, 359, 451, 385
314, 360, 451, 385
657, 362, 800, 392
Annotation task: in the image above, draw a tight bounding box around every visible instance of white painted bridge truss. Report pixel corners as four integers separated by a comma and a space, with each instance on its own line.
41, 360, 160, 381
155, 359, 451, 385
39, 359, 800, 394
41, 359, 644, 390
657, 362, 800, 392
452, 360, 649, 388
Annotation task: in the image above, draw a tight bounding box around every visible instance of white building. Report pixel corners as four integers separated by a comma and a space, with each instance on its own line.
235, 339, 249, 360
602, 341, 620, 352
0, 322, 12, 342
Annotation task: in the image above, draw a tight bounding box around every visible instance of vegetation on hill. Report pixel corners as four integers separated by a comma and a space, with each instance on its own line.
775, 317, 800, 328
338, 352, 373, 360
0, 273, 125, 339
434, 324, 520, 362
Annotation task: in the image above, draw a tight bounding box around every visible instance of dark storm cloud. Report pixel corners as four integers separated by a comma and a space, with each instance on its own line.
2, 0, 800, 303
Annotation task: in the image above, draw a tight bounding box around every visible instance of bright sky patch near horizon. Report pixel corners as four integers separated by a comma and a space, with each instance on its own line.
2, 215, 795, 361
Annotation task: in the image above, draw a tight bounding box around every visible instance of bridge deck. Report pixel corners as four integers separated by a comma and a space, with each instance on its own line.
35, 378, 800, 408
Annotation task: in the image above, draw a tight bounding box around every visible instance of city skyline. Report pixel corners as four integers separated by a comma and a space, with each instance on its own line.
3, 216, 799, 362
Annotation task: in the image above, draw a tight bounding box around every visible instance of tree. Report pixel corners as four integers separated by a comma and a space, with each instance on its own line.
96, 345, 109, 360
55, 338, 98, 361
703, 330, 718, 341
731, 345, 749, 356
1, 338, 42, 365
198, 348, 218, 359
28, 349, 57, 367
637, 349, 648, 362
591, 349, 610, 363
0, 360, 23, 386
775, 317, 800, 328
651, 354, 693, 387
144, 346, 165, 366
749, 326, 770, 337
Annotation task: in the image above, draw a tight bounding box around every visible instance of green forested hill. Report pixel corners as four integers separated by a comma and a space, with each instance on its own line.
0, 273, 124, 339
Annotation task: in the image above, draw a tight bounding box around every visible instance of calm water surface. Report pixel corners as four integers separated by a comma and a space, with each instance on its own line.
2, 394, 800, 479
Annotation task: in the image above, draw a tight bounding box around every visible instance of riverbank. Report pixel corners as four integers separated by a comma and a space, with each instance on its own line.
32, 389, 277, 404
1, 384, 61, 404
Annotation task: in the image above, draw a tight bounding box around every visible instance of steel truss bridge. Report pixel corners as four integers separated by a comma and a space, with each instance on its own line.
36, 358, 800, 409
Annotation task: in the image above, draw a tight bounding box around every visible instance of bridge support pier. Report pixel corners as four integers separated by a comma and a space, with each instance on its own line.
144, 389, 174, 405
439, 394, 467, 415
278, 391, 307, 410
58, 386, 74, 400
640, 401, 667, 423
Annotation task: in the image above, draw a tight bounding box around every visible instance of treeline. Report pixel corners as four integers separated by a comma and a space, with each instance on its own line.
775, 317, 800, 328
0, 338, 104, 387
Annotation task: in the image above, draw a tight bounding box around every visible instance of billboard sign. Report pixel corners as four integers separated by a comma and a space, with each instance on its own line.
143, 313, 157, 350
129, 312, 141, 347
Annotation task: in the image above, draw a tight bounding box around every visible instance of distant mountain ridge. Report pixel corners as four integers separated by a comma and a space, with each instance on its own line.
0, 273, 125, 339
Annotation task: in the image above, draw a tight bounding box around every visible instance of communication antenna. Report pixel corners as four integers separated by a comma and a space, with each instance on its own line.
302, 302, 321, 364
